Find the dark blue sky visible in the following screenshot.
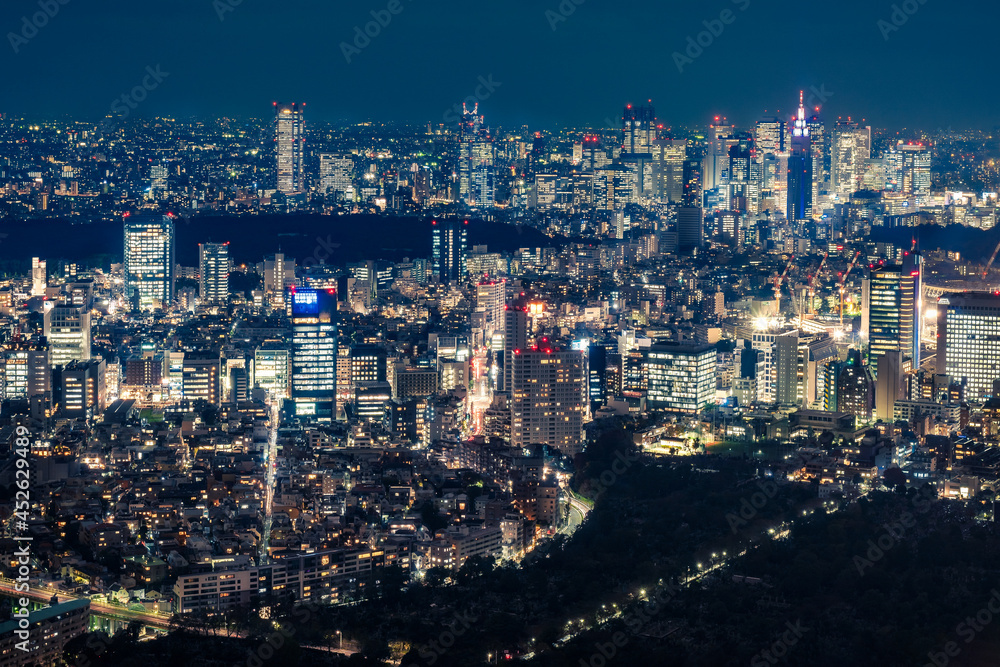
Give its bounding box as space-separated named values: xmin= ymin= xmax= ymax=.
xmin=1 ymin=0 xmax=991 ymax=130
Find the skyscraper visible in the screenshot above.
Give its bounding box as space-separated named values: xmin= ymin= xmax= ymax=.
xmin=937 ymin=292 xmax=1000 ymax=402
xmin=774 ymin=331 xmax=801 ymax=406
xmin=501 ymin=305 xmax=528 ymax=394
xmin=864 ymin=253 xmax=922 ymax=367
xmin=722 ymin=132 xmax=758 ymax=214
xmin=31 ymin=257 xmax=46 ymax=297
xmin=621 ymin=102 xmax=656 ymax=156
xmin=652 ymin=138 xmax=687 ymax=203
xmin=677 ymin=207 xmax=703 ymax=252
xmin=431 ymin=219 xmax=468 ymax=283
xmin=875 ymin=350 xmax=903 ymax=422
xmin=198 ymin=242 xmax=230 ymax=304
xmin=754 ymin=117 xmax=786 ymax=155
xmin=900 ymin=251 xmax=923 ymax=366
xmin=831 ymin=120 xmax=871 ymax=196
xmin=124 ymin=214 xmax=175 ymax=311
xmin=289 ymin=288 xmax=337 ymax=420
xmin=319 ymin=154 xmax=355 ymax=201
xmin=706 ymin=118 xmax=736 ymax=191
xmin=275 ymin=102 xmax=305 ymax=194
xmin=263 ymin=253 xmax=294 ymax=310
xmin=806 ymin=110 xmax=827 ymax=209
xmin=149 ymin=162 xmax=169 ymax=200
xmin=457 ymin=104 xmax=495 ymax=208
xmin=681 ymin=158 xmax=702 ymax=207
xmin=511 ymin=345 xmax=587 ymax=456
xmin=786 ymin=92 xmax=812 ymax=221
xmin=886 ymin=141 xmax=932 ymax=201
xmin=837 ymin=349 xmax=874 ymax=420
xmin=475 ymin=280 xmax=507 ymax=339
xmin=254 ymin=341 xmax=291 ymax=400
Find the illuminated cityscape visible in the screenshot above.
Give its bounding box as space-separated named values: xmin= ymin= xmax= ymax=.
xmin=2 ymin=1 xmax=1000 ymax=665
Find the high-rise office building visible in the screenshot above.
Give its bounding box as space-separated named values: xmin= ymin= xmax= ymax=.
xmin=43 ymin=306 xmax=90 ymax=368
xmin=706 ymin=119 xmax=736 ymax=191
xmin=289 ymin=288 xmax=337 ymax=420
xmin=774 ymin=331 xmax=801 ymax=406
xmin=755 ymin=117 xmax=787 ymax=210
xmin=831 ymin=120 xmax=871 ymax=196
xmin=716 ymin=211 xmax=741 ymax=245
xmin=787 ymin=92 xmax=813 ymax=221
xmin=837 ymin=349 xmax=874 ymax=420
xmin=652 ymin=138 xmax=687 ymax=203
xmin=875 ymin=350 xmax=904 ymax=422
xmin=588 ymin=342 xmax=609 ymax=410
xmin=254 ymin=341 xmax=291 ymax=400
xmin=581 ymin=135 xmax=609 ymax=172
xmin=864 ymin=253 xmax=922 ymax=367
xmin=31 ymin=257 xmax=46 ymax=297
xmin=755 ymin=117 xmax=786 ymax=155
xmin=677 ymin=207 xmax=703 ymax=252
xmin=643 ymin=343 xmax=715 ymax=413
xmin=457 ymin=104 xmax=495 ymax=208
xmin=621 ymin=102 xmax=656 ymax=198
xmin=431 ymin=219 xmax=468 ymax=283
xmin=124 ymin=214 xmax=175 ymax=310
xmin=475 ymin=280 xmax=507 ymax=338
xmin=681 ymin=158 xmax=702 ymax=207
xmin=263 ymin=253 xmax=295 ymax=310
xmin=722 ymin=132 xmax=758 ymax=214
xmin=0 ymin=339 xmax=50 ymax=402
xmin=501 ymin=305 xmax=528 ymax=393
xmin=900 ymin=252 xmax=923 ymax=365
xmin=319 ymin=153 xmax=355 ymax=201
xmin=511 ymin=345 xmax=587 ymax=456
xmin=412 ymin=165 xmax=431 ymax=206
xmin=937 ymin=292 xmax=1000 ymax=402
xmin=621 ymin=102 xmax=656 ymax=156
xmin=198 ymin=242 xmax=230 ymax=304
xmin=275 ymin=102 xmax=305 ymax=194
xmin=886 ymin=141 xmax=932 ymax=201
xmin=182 ymin=353 xmax=221 ymax=406
xmin=149 ymin=162 xmax=169 ymax=200
xmin=62 ymin=359 xmax=106 ymax=419
xmin=806 ymin=111 xmax=827 ymax=208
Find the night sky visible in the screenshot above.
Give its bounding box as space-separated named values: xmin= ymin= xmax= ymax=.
xmin=1 ymin=0 xmax=990 ymax=130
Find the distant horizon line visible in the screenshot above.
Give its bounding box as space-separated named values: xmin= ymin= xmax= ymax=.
xmin=0 ymin=113 xmax=980 ymax=135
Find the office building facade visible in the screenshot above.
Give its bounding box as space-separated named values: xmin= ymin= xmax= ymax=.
xmin=199 ymin=242 xmax=230 ymax=304
xmin=124 ymin=214 xmax=175 ymax=310
xmin=290 ymin=288 xmax=337 ymax=420
xmin=511 ymin=346 xmax=587 ymax=456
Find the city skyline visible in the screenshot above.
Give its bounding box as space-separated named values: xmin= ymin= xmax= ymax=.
xmin=5 ymin=2 xmax=1000 ymax=665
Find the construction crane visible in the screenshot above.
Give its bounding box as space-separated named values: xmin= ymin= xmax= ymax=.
xmin=807 ymin=251 xmax=829 ymax=315
xmin=838 ymin=251 xmax=862 ymax=327
xmin=773 ymin=255 xmax=795 ymax=316
xmin=982 ymin=238 xmax=1000 ymax=282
